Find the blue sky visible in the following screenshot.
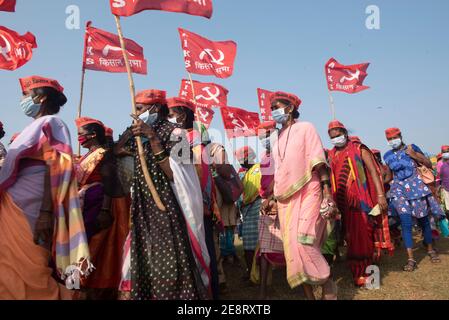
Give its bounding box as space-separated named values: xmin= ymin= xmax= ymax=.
xmin=1 ymin=0 xmax=448 ymax=159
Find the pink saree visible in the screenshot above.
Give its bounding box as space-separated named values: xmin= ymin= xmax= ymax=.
xmin=272 ymin=121 xmax=330 ymax=288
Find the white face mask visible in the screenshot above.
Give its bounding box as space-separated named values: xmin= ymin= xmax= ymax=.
xmin=442 ymin=153 xmax=449 ymax=160
xmin=388 ymin=138 xmax=402 ymax=150
xmin=168 ymin=117 xmax=178 ymax=124
xmin=331 ymin=135 xmax=347 ymax=148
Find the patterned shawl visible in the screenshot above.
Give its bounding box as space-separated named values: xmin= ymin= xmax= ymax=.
xmin=0 ymin=116 xmax=93 ymax=282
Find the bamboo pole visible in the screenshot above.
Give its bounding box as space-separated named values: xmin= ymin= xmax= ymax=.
xmin=114 ymin=15 xmax=166 ymax=211
xmin=77 ymin=68 xmax=86 ymax=156
xmin=328 ymin=90 xmax=336 ymax=120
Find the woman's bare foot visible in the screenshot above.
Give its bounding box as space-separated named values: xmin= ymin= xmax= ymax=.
xmin=321 ymin=279 xmax=338 ymax=300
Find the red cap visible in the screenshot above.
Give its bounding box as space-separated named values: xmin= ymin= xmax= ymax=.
xmin=235 ymin=146 xmax=256 ymax=162
xmin=328 ymin=120 xmax=346 ymax=131
xmin=442 ymin=146 xmax=449 ymax=153
xmin=256 ymin=121 xmax=276 ymax=136
xmin=385 ymin=127 xmax=401 ymax=139
xmin=166 ymin=97 xmax=196 ymax=112
xmin=135 ymin=89 xmax=167 ymax=105
xmin=19 ymin=75 xmax=64 ymax=93
xmin=75 ymin=117 xmax=104 ymax=129
xmin=270 ymin=91 xmax=302 ymax=109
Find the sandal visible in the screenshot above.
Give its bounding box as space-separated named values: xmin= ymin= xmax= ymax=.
xmin=403 ymin=259 xmax=417 ymax=272
xmin=428 ymin=250 xmax=441 ymax=264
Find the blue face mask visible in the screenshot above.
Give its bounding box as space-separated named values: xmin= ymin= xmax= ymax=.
xmin=272 ymin=108 xmax=289 ymax=124
xmin=20 ymin=96 xmax=41 ymax=118
xmin=388 ymin=138 xmax=402 ymax=150
xmin=139 ymin=110 xmax=158 ymax=126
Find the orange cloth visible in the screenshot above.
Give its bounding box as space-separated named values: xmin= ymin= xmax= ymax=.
xmin=167 ymin=97 xmax=196 ymax=111
xmin=75 ymin=117 xmax=104 ymax=129
xmin=385 ymin=127 xmax=401 ymax=139
xmin=328 ymin=120 xmax=345 ymax=131
xmin=19 ymin=75 xmax=64 ymax=93
xmin=0 ymin=192 xmax=73 ymax=300
xmin=135 ymin=89 xmax=166 ymax=105
xmin=83 ymin=197 xmax=130 ymax=289
xmin=269 ymin=91 xmax=301 ymax=109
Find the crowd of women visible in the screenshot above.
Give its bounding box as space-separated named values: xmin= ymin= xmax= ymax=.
xmin=0 ymin=75 xmax=448 ymax=300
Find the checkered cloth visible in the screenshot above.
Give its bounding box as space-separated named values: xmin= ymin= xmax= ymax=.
xmin=241 ymin=198 xmax=262 ymax=250
xmin=258 ymin=214 xmax=284 ymax=254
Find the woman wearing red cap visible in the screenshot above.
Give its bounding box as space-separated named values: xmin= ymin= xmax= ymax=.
xmin=270 ymin=91 xmax=337 ymax=300
xmin=383 ymin=128 xmax=443 ymax=271
xmin=167 ymin=97 xmax=221 ymax=299
xmin=0 ymin=76 xmax=92 ymax=299
xmin=75 ymin=117 xmax=130 ymax=300
xmin=327 ymin=120 xmax=393 ymax=287
xmin=115 ymin=89 xmax=208 ymax=300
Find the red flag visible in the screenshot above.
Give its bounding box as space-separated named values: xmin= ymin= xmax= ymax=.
xmin=220 ymin=106 xmax=260 ymax=139
xmin=179 ymin=28 xmax=237 ymax=79
xmin=110 ymin=0 xmax=212 ymax=18
xmin=195 ymin=105 xmax=214 ymax=129
xmin=0 ymin=26 xmax=37 ymax=71
xmin=325 ymin=58 xmax=370 ymax=94
xmin=257 ymin=88 xmax=274 ymax=122
xmin=0 ymin=0 xmax=16 ymax=12
xmin=179 ymin=79 xmax=228 ymax=108
xmin=83 ymin=22 xmax=147 ymax=75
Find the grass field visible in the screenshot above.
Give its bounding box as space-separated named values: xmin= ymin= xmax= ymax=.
xmin=220 ymin=235 xmax=449 ymax=300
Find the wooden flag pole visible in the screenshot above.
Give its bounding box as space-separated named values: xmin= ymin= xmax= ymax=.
xmin=188 ymin=72 xmax=203 ymax=133
xmin=77 ymin=67 xmax=86 ymax=156
xmin=114 ymin=15 xmax=166 ymax=211
xmin=328 ymin=90 xmax=336 ymax=120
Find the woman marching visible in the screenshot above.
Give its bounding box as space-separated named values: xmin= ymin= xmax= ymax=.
xmin=75 ymin=117 xmax=130 ymax=300
xmin=0 ymin=76 xmax=92 ymax=299
xmin=270 ymin=91 xmax=337 ymax=300
xmin=166 ymin=97 xmax=222 ymax=299
xmin=327 ymin=120 xmax=394 ymax=287
xmin=383 ymin=127 xmax=444 ymax=271
xmin=116 ymin=89 xmax=209 ymax=300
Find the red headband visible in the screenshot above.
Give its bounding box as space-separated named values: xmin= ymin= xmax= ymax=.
xmin=385 ymin=127 xmax=401 ymax=139
xmin=135 ymin=89 xmax=167 ymax=105
xmin=328 ymin=120 xmax=346 ymax=131
xmin=270 ymin=91 xmax=302 ymax=109
xmin=166 ymin=97 xmax=196 ymax=112
xmin=19 ymin=75 xmax=64 ymax=93
xmin=75 ymin=117 xmax=104 ymax=129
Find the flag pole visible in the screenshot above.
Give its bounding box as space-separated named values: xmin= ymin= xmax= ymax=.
xmin=328 ymin=90 xmax=336 ymax=120
xmin=113 ymin=15 xmax=166 ymax=212
xmin=188 ymin=72 xmax=203 ymax=133
xmin=77 ymin=23 xmax=90 ymax=156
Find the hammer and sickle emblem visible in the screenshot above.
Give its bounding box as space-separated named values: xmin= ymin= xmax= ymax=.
xmin=199 ymin=49 xmax=225 ymax=65
xmin=196 ymin=86 xmax=220 ymax=104
xmin=0 ymin=34 xmax=12 ymax=61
